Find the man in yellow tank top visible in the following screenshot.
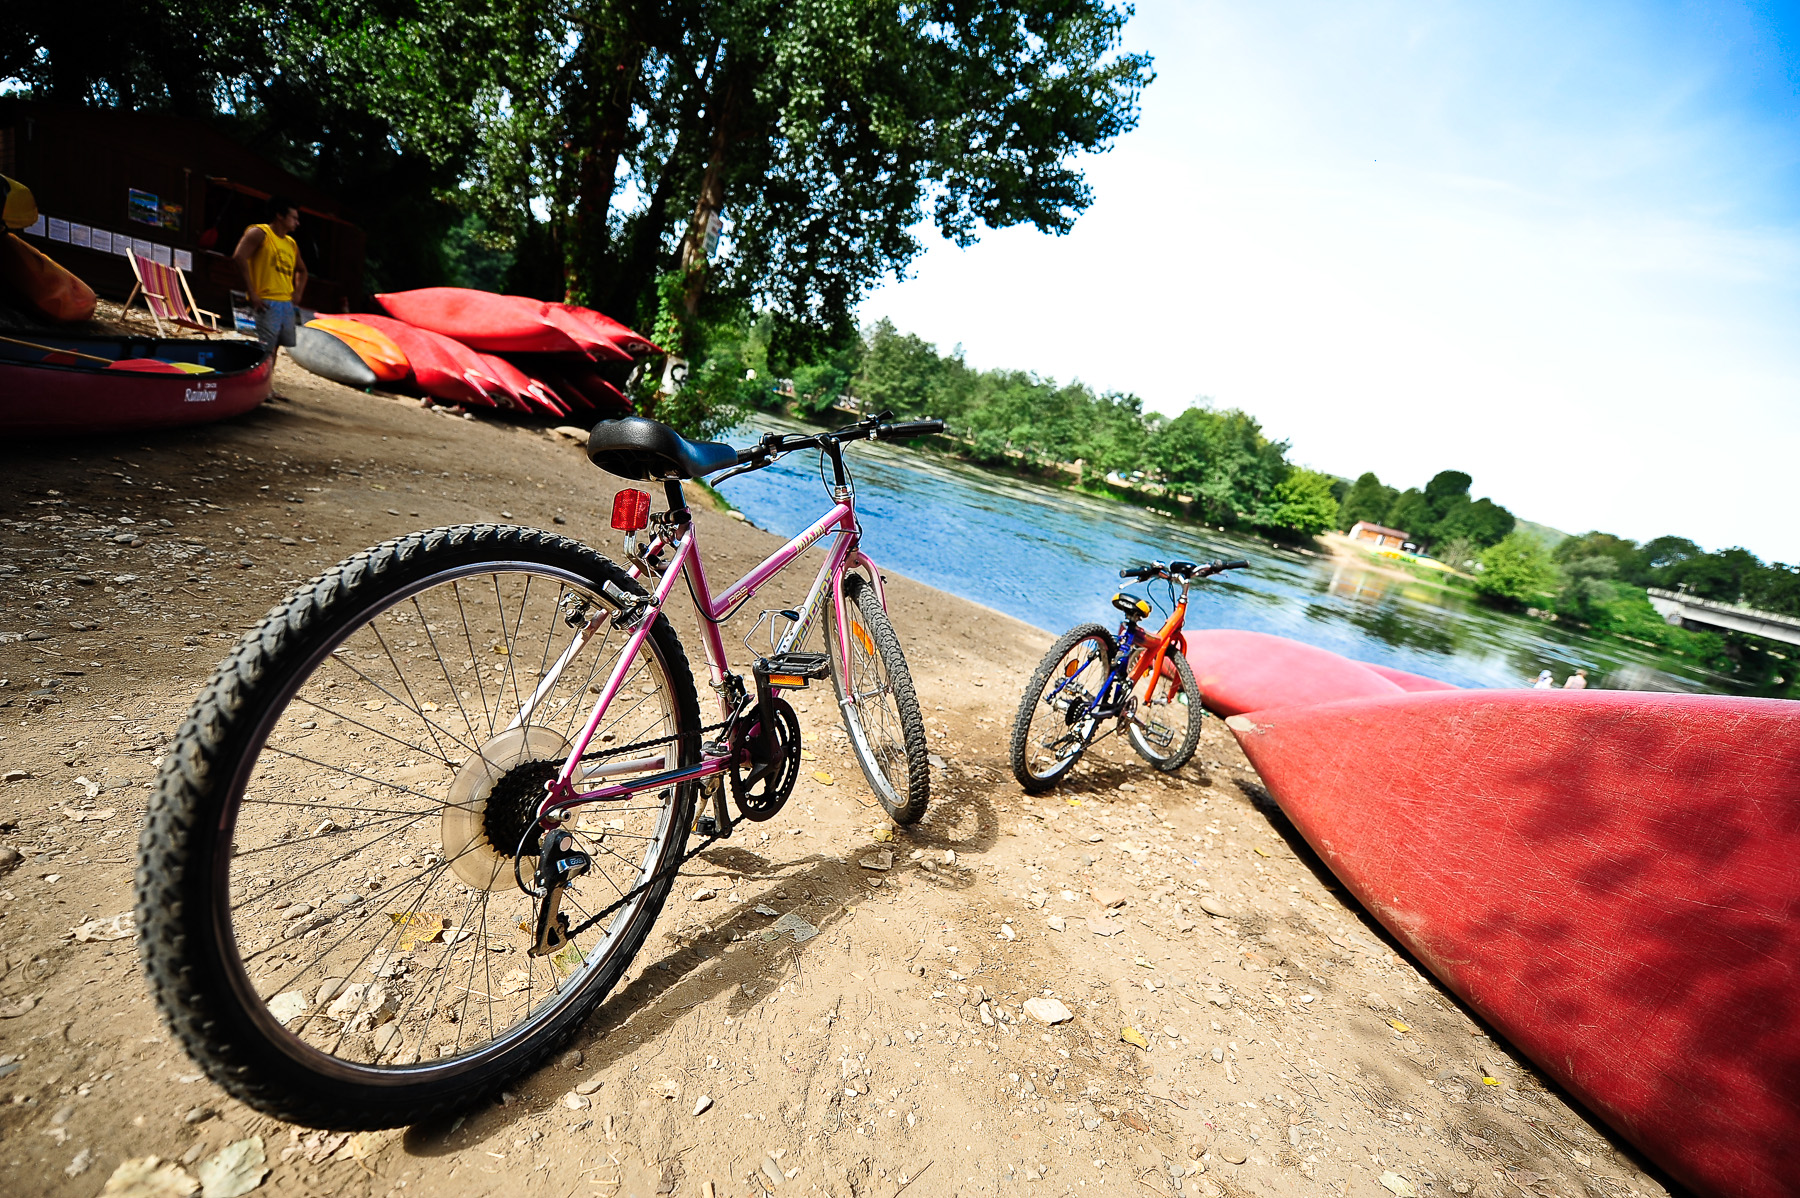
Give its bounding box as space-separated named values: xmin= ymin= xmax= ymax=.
xmin=231 ymin=195 xmax=309 ymax=356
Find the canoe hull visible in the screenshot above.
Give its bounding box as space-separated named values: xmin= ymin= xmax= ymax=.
xmin=0 ymin=337 xmax=272 ymax=435
xmin=1226 ymin=690 xmax=1800 ymax=1198
xmin=291 ymin=326 xmax=377 ymax=389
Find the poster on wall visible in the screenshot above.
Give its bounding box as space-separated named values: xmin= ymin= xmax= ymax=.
xmin=128 ymin=189 xmax=160 ymax=225
xmin=159 ymin=203 xmax=183 ymax=231
xmin=25 ymin=213 xmax=46 ymax=236
xmin=173 ymin=248 xmax=193 ymax=271
xmin=70 ymin=223 xmax=92 ymax=248
xmin=47 ymin=217 xmax=70 ymax=242
xmin=151 ymin=244 xmax=172 ymax=267
xmin=91 ymin=229 xmax=113 ymax=253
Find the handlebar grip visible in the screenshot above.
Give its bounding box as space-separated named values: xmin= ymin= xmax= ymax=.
xmin=877 ymin=419 xmax=946 ymax=440
xmin=1221 ymin=559 xmax=1250 ymax=570
xmin=1119 ymin=565 xmax=1158 ymax=580
xmin=735 ymin=445 xmax=762 ymax=465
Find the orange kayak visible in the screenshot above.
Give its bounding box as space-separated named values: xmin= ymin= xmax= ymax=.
xmin=0 ymin=232 xmax=96 ymax=323
xmin=307 ymin=317 xmax=409 ymax=383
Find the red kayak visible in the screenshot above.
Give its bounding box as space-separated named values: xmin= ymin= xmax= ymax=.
xmin=533 ymin=359 xmax=634 ymax=418
xmin=0 ymin=333 xmax=271 ymax=435
xmin=375 ymin=288 xmax=591 ymax=356
xmin=1226 ymin=690 xmax=1800 ymax=1198
xmin=1184 ymin=629 xmax=1409 ymax=715
xmin=341 ymin=314 xmax=502 ymax=408
xmin=473 ymin=353 xmax=568 ymax=417
xmin=547 ymin=302 xmax=659 ymax=358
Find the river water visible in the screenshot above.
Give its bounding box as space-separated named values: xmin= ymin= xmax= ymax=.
xmin=712 ymin=416 xmax=1732 ymax=694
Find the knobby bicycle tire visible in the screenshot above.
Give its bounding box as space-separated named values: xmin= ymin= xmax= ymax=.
xmin=135 ymin=524 xmax=701 ymax=1129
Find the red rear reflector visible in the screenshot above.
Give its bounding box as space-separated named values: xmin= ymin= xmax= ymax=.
xmin=611 ymin=489 xmax=651 ymax=532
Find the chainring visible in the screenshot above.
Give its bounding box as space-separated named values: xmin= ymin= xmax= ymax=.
xmin=728 ymin=697 xmax=801 ymax=822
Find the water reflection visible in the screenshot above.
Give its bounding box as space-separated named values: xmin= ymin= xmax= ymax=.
xmin=715 ymin=416 xmax=1737 ymax=695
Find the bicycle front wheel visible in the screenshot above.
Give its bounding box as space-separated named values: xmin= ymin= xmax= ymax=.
xmin=1126 ymin=646 xmax=1203 ymax=771
xmin=1010 ymin=623 xmax=1115 ymax=793
xmin=136 ymin=524 xmax=701 ymax=1129
xmin=828 ymin=574 xmax=930 ymax=824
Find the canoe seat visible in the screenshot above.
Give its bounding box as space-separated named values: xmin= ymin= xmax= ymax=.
xmin=587 ymin=416 xmax=737 ymax=481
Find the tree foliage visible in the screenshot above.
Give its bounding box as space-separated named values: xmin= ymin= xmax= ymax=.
xmin=1474 ymin=533 xmax=1559 ymax=606
xmin=5 ymin=0 xmax=1152 ymax=337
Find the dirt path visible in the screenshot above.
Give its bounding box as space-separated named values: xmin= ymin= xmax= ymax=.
xmin=0 ymin=362 xmax=1679 ymax=1198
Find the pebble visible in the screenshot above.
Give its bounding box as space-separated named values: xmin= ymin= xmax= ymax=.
xmin=1 ymin=769 xmax=29 ymax=783
xmin=692 ymin=886 xmax=717 ymax=901
xmin=562 ymin=1092 xmax=589 ymax=1110
xmin=183 ymin=1106 xmax=217 ymax=1124
xmin=280 ymin=903 xmax=314 ymax=921
xmin=1022 ymin=997 xmax=1073 ymax=1025
xmin=0 ymin=846 xmax=21 ymax=874
xmin=1198 ymin=895 xmax=1237 ymax=919
xmin=859 ymin=850 xmax=893 ymax=871
xmin=942 ymin=849 xmax=956 ymax=865
xmin=1085 ymin=914 xmax=1125 ymax=937
xmin=559 ymin=1049 xmax=584 ymax=1070
xmin=576 ymin=1077 xmax=604 ymax=1095
xmin=692 ymin=1094 xmax=713 ymax=1116
xmin=1217 ymin=1143 xmax=1249 ymax=1164
xmin=1092 ymin=887 xmax=1128 ymax=909
xmin=1046 ymin=915 xmax=1066 ymax=932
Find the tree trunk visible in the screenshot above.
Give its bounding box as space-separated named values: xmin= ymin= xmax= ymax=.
xmin=565 ymin=29 xmax=642 ymax=305
xmin=678 ymin=66 xmax=739 ymax=319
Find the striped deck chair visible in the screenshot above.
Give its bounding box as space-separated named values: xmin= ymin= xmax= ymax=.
xmin=124 ymin=250 xmax=221 ymax=335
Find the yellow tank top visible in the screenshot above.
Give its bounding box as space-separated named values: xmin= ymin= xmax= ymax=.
xmin=249 ymin=223 xmax=298 ymax=301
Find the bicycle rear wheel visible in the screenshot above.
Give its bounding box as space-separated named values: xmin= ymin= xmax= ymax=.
xmin=136 ymin=524 xmax=700 ymax=1129
xmin=1011 ymin=624 xmax=1115 ymax=792
xmin=828 ymin=574 xmax=930 ymax=824
xmin=1126 ymin=646 xmax=1203 ymax=771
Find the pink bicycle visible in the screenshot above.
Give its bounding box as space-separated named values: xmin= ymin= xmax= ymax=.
xmin=136 ymin=411 xmax=942 ymax=1128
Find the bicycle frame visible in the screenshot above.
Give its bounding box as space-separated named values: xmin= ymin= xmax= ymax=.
xmin=525 ymin=485 xmax=886 ymax=828
xmin=1124 ymin=590 xmax=1190 ymax=699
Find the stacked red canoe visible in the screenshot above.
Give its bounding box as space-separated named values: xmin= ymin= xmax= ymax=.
xmin=293 ymin=287 xmax=654 ymax=418
xmin=1180 ymin=630 xmax=1800 ymax=1196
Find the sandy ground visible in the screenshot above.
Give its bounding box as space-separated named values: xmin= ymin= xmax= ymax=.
xmin=0 ymin=361 xmax=1683 ymax=1198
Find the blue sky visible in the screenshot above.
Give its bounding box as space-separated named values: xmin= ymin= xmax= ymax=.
xmin=862 ymin=0 xmax=1800 ymax=560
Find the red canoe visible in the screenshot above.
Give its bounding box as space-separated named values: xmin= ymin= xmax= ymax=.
xmin=1184 ymin=629 xmax=1407 ymax=715
xmin=1363 ymin=662 xmax=1458 ymax=692
xmin=340 ymin=314 xmax=502 ymax=408
xmin=375 ymin=288 xmax=590 ymax=356
xmin=1226 ymin=690 xmax=1800 ymax=1198
xmin=533 ymin=359 xmax=634 ymax=418
xmin=0 ymin=333 xmax=271 ymax=435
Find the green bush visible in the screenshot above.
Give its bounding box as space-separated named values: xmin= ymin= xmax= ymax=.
xmin=1475 ymin=534 xmax=1559 ymax=606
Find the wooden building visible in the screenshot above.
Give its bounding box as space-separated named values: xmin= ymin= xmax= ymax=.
xmin=1347 ymin=521 xmax=1415 ymax=551
xmin=0 ymin=99 xmax=364 ymax=315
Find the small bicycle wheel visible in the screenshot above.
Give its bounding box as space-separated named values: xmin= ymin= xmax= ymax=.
xmin=1126 ymin=646 xmax=1203 ymax=771
xmin=1011 ymin=624 xmax=1115 ymax=792
xmin=828 ymin=574 xmax=930 ymax=824
xmin=136 ymin=524 xmax=701 ymax=1129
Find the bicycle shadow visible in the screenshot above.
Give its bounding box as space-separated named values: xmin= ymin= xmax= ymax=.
xmin=400 ymin=817 xmax=988 ymax=1155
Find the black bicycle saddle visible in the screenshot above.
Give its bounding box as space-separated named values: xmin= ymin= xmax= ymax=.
xmin=586 ymin=416 xmax=737 ymax=481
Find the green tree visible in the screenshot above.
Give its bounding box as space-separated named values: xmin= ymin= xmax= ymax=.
xmin=1435 ymin=496 xmax=1515 ymax=548
xmin=1384 ymin=489 xmax=1431 ymax=542
xmin=1475 ymin=533 xmax=1559 ymax=607
xmin=1260 ymin=469 xmax=1340 ymax=537
xmin=1338 ymin=472 xmax=1399 ymax=530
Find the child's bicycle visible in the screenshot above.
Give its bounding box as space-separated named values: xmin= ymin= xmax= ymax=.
xmin=135 ymin=410 xmax=942 ymax=1129
xmin=1009 ymin=557 xmax=1249 ymax=792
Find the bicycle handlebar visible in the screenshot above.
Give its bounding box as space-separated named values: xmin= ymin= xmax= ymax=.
xmin=729 ymin=412 xmax=945 ymax=468
xmin=1118 ymin=558 xmax=1251 ymax=582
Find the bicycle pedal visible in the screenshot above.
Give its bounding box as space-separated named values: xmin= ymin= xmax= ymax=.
xmin=755 ymin=652 xmax=830 ymax=688
xmin=695 ymin=814 xmax=720 ymax=837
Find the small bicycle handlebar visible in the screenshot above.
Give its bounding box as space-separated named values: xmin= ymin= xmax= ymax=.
xmin=1119 ymin=558 xmax=1251 ymax=582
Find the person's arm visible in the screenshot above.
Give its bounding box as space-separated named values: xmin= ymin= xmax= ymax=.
xmin=292 ymin=247 xmax=308 ymax=305
xmin=231 ymin=226 xmax=266 ymax=310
